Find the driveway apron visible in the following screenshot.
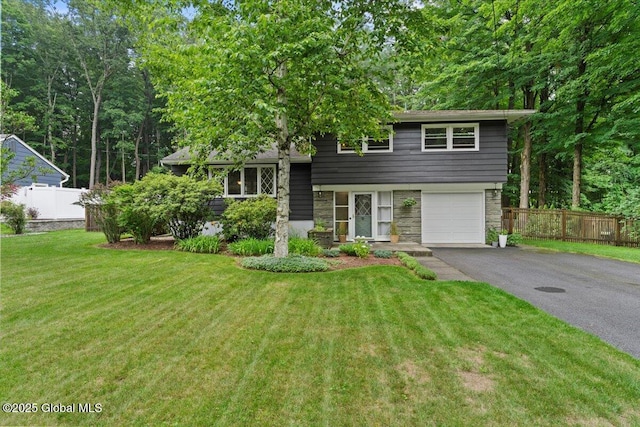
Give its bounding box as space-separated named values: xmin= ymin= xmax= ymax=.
xmin=431 ymin=247 xmax=640 ymax=359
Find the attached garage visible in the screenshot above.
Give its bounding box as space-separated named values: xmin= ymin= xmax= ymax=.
xmin=421 ymin=192 xmax=485 ymax=244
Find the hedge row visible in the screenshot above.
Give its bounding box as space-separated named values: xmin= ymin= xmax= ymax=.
xmin=396 ymin=251 xmax=438 ymax=281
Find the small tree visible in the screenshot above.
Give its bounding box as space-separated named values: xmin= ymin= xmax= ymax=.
xmin=0 ymin=201 xmax=27 ymax=234
xmin=77 ymin=182 xmax=123 ymax=243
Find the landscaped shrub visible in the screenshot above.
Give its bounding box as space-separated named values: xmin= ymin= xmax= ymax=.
xmin=0 ymin=201 xmax=26 ymax=234
xmin=289 ymin=237 xmax=322 ymax=256
xmin=112 ymin=184 xmax=159 ymax=244
xmin=228 ymin=238 xmax=275 ymax=256
xmin=78 ymin=183 xmax=122 ymax=243
xmin=339 ymin=243 xmax=358 ymax=256
xmin=134 ymin=173 xmax=221 ymax=240
xmin=241 ymin=255 xmax=329 ymax=272
xmin=507 ymin=232 xmax=523 ymax=247
xmin=353 ymin=242 xmax=370 ymax=258
xmin=373 ymin=249 xmax=393 ymax=259
xmin=322 ymin=248 xmax=341 ymax=257
xmin=220 ymin=195 xmax=277 ymax=240
xmin=175 ymin=235 xmax=222 ymax=254
xmin=397 ymin=251 xmax=437 ymax=281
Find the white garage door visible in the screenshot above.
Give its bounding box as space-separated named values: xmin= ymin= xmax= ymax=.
xmin=422 ymin=192 xmax=484 ymax=244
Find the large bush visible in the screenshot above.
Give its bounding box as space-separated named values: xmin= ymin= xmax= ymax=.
xmin=112 ymin=183 xmax=159 ymax=244
xmin=78 ymin=183 xmax=123 ymax=243
xmin=220 ymin=195 xmax=277 ymax=240
xmin=130 ymin=173 xmax=222 ymax=240
xmin=0 ymin=201 xmax=26 ymax=234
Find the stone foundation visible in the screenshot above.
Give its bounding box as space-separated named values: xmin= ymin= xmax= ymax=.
xmin=25 ymin=219 xmax=85 ymax=233
xmin=485 ymin=189 xmax=502 ymax=237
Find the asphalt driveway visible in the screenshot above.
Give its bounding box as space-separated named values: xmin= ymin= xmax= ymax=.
xmin=431 ymin=246 xmax=640 ymax=359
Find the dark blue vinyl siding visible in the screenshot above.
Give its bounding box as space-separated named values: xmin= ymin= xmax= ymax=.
xmin=311 ymin=121 xmax=508 ymax=185
xmin=3 ymin=136 xmax=66 ymax=186
xmin=206 ymin=163 xmax=313 ymax=221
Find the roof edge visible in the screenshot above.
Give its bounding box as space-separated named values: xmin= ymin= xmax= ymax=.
xmin=392 ymin=110 xmax=537 ymax=124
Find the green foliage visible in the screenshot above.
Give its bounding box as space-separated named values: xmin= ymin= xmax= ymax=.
xmin=397 ymin=252 xmax=437 ymax=281
xmin=339 ymin=243 xmax=358 ymax=256
xmin=241 ymin=255 xmax=329 ymax=273
xmin=322 ymin=249 xmax=341 ymax=258
xmin=220 ymin=195 xmax=277 ymax=240
xmin=507 ymin=233 xmax=523 ymax=247
xmin=288 ymin=237 xmax=322 ymax=257
xmin=486 ymin=227 xmax=499 ymax=245
xmin=402 ymin=197 xmax=417 ymax=208
xmin=132 ymin=172 xmax=221 ymax=240
xmin=112 ymin=183 xmax=158 ymax=244
xmin=373 ymin=249 xmax=393 ymax=259
xmin=175 ymin=235 xmax=222 ymax=254
xmin=0 ymin=201 xmax=26 ymax=234
xmin=78 ymin=183 xmax=123 ymax=244
xmin=228 ymin=238 xmax=275 ymax=256
xmin=353 ymin=243 xmax=370 ymax=259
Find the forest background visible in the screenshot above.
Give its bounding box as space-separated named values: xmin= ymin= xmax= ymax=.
xmin=1 ymin=0 xmax=638 ymax=218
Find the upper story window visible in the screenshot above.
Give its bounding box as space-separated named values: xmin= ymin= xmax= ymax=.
xmin=338 ymin=126 xmax=393 ymax=153
xmin=210 ymin=166 xmax=276 ymax=197
xmin=422 ymin=123 xmax=479 ymax=152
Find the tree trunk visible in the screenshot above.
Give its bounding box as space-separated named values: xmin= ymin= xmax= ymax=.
xmin=89 ymin=92 xmax=102 ymax=188
xmin=273 ymin=61 xmax=290 ymax=258
xmin=134 ymin=122 xmax=144 ymax=180
xmin=572 ymin=141 xmax=582 ymax=208
xmin=105 ymin=137 xmax=110 ymax=185
xmin=122 ymin=147 xmax=126 ymax=183
xmin=538 ymin=153 xmax=547 ymax=207
xmin=519 ymin=120 xmax=532 ymax=208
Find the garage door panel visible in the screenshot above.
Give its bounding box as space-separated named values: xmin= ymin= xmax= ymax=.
xmin=422 ymin=193 xmax=484 ymax=244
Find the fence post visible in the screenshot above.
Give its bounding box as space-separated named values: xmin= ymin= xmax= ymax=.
xmin=561 ymin=209 xmax=567 ymax=241
xmin=615 ymin=217 xmax=622 ymax=247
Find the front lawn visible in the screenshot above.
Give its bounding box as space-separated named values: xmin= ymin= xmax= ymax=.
xmin=1 ymin=230 xmax=639 ymax=426
xmin=522 ymin=238 xmax=640 ymax=264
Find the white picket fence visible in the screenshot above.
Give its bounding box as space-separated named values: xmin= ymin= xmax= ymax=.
xmin=11 ymin=184 xmax=87 ymax=220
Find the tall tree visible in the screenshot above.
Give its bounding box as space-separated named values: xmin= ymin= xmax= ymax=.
xmin=121 ymin=0 xmax=417 ymax=257
xmin=66 ymin=0 xmax=131 ymax=188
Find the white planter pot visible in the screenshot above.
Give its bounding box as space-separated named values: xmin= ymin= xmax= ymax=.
xmin=498 ymin=234 xmax=508 ymax=248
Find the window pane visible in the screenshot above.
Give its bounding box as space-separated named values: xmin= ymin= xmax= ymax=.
xmin=378 ymin=222 xmax=391 ymax=236
xmin=244 ymin=168 xmax=258 ymax=195
xmin=378 ymin=191 xmax=392 ymax=206
xmin=228 ymin=170 xmax=241 ymax=195
xmin=452 ymin=126 xmax=476 ymax=149
xmin=378 ymin=206 xmax=391 ymax=221
xmin=260 ymin=167 xmax=275 ymax=195
xmin=335 ymin=206 xmax=349 ymax=221
xmin=335 ymin=192 xmax=349 ymax=206
xmin=366 ymin=137 xmax=390 ymax=151
xmin=424 ymin=127 xmax=447 ymax=149
xmin=339 ymin=142 xmax=355 ymax=152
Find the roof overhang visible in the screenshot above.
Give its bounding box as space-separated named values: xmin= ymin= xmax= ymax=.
xmin=161 ymin=145 xmax=312 ymax=166
xmin=393 ymin=110 xmax=537 ymax=124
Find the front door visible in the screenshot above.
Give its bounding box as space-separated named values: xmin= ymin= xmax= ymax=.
xmin=354 ymin=193 xmax=373 ymax=238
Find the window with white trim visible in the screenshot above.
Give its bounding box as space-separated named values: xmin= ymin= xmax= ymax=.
xmin=211 ymin=166 xmax=276 ymax=197
xmin=337 ymin=126 xmax=393 ymax=153
xmin=422 ymin=123 xmax=479 ymax=151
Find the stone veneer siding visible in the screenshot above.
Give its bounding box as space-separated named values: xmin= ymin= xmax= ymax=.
xmin=485 ymin=189 xmax=502 ymax=237
xmin=312 ymin=191 xmax=334 ymax=231
xmin=393 ymin=190 xmax=421 ymax=243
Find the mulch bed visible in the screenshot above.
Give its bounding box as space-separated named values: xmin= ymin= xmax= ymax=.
xmin=99 ymin=236 xmax=403 ymax=270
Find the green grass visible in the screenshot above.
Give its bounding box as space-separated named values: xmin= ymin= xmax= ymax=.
xmin=1 ymin=230 xmax=639 ymax=426
xmin=522 ymin=238 xmax=640 ymax=264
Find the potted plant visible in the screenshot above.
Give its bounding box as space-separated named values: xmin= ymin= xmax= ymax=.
xmin=390 ymin=221 xmax=400 ymax=244
xmin=402 ymin=197 xmax=417 ymax=208
xmin=337 ymin=221 xmax=348 ymax=243
xmin=307 ymin=220 xmax=334 ymax=249
xmin=486 ymin=227 xmax=499 ymax=247
xmin=498 ymin=230 xmax=508 ymax=248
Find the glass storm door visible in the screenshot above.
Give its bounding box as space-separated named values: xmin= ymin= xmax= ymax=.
xmin=354 ymin=193 xmax=373 ymax=238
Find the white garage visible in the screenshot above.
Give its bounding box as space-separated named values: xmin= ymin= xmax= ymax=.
xmin=421 ymin=192 xmax=484 ymax=244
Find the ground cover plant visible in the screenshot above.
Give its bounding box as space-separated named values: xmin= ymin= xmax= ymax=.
xmin=397 ymin=251 xmax=438 ymax=280
xmin=1 ymin=230 xmax=639 ymax=426
xmin=522 ymin=239 xmax=640 ymax=264
xmin=175 ymin=235 xmax=222 ymax=254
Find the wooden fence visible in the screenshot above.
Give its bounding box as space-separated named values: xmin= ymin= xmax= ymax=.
xmin=502 ymin=208 xmax=640 ymax=247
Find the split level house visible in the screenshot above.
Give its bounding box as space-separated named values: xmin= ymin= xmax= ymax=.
xmin=162 ymin=110 xmax=535 ymax=245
